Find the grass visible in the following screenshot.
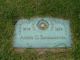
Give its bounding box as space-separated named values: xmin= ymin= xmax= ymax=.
xmin=0 ymin=0 xmax=80 ymax=60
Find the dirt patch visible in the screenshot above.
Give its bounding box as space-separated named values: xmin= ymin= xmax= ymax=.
xmin=14 ymin=48 xmax=26 ymax=53
xmin=14 ymin=48 xmax=72 ymax=54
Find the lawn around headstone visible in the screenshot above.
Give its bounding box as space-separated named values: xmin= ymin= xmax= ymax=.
xmin=0 ymin=0 xmax=80 ymax=60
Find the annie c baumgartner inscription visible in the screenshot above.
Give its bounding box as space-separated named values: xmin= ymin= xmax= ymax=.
xmin=13 ymin=17 xmax=72 ymax=48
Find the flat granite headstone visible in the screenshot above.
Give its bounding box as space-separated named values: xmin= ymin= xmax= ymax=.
xmin=13 ymin=17 xmax=72 ymax=48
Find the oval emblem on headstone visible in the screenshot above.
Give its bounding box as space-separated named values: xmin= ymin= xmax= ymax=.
xmin=37 ymin=19 xmax=49 ymax=30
